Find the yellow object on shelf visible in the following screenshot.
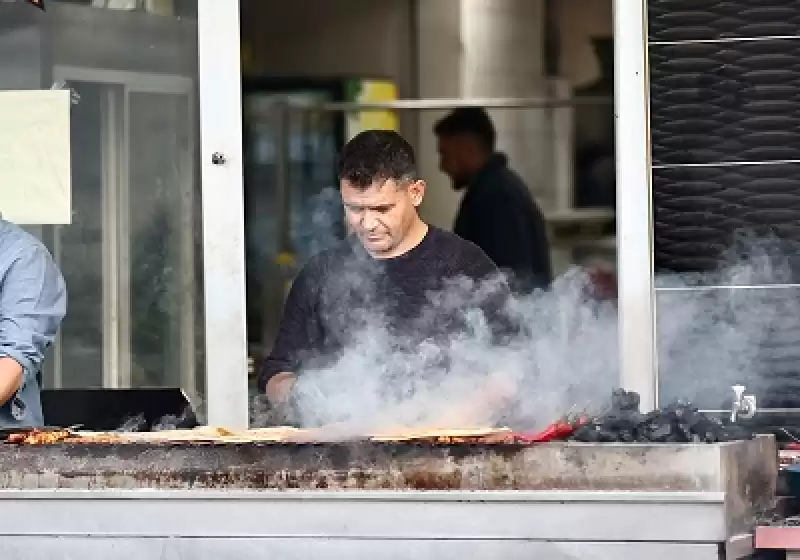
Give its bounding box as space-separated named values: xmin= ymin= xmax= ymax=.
xmin=275 ymin=252 xmax=296 ymax=267
xmin=345 ymin=79 xmax=399 ymax=140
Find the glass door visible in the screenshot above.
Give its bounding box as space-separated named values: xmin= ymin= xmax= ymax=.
xmin=41 ymin=80 xmax=118 ymax=389
xmin=47 ymin=68 xmax=198 ymax=397
xmin=128 ymin=90 xmax=197 ymax=393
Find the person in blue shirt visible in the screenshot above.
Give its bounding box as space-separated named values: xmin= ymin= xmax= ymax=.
xmin=0 ymin=217 xmax=66 ymax=427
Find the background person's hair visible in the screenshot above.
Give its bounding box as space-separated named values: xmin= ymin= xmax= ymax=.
xmin=337 ymin=130 xmax=417 ymax=188
xmin=433 ymin=107 xmax=496 ymax=152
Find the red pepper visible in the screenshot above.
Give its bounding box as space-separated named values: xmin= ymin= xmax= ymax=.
xmin=514 ymin=417 xmax=588 ymax=444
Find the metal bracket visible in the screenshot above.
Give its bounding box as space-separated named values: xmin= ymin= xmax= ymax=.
xmin=731 ymin=385 xmax=757 ymax=422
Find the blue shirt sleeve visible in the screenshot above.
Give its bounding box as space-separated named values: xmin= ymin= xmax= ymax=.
xmin=0 ymin=244 xmax=67 ymax=383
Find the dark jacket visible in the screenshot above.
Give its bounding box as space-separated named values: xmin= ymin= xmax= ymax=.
xmin=453 ymin=153 xmax=552 ymax=291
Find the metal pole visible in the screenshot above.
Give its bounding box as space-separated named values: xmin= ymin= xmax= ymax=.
xmin=248 ymin=96 xmax=612 ymax=114
xmin=614 ymin=0 xmax=657 ymax=411
xmin=198 ymin=0 xmax=249 ymax=429
xmin=101 ymin=88 xmax=121 ymax=389
xmin=275 ymin=103 xmax=292 ymax=256
xmin=51 ymin=226 xmax=63 ymax=389
xmin=551 ymin=80 xmax=575 ymax=213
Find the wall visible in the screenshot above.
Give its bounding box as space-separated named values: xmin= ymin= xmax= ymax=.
xmin=463 ymin=0 xmax=548 ymax=213
xmin=555 ymin=0 xmax=612 ymax=88
xmin=240 ymin=0 xmax=415 ymax=98
xmin=417 ymin=0 xmax=547 ymax=229
xmin=415 ymin=0 xmax=463 ymax=228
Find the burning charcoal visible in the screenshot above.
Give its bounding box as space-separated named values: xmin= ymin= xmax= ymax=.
xmin=640 ymin=410 xmax=675 ymax=442
xmin=153 ymin=407 xmax=198 ymax=431
xmin=174 ymin=406 xmax=198 ymax=429
xmin=573 ymin=420 xmax=623 ymax=442
xmin=713 ymin=423 xmax=755 ymax=442
xmin=645 ymin=420 xmax=673 ymax=442
xmin=571 ymin=390 xmax=755 ymax=444
xmin=573 ymin=423 xmax=606 ymax=442
xmin=604 ymin=413 xmax=640 ymax=437
xmin=116 ymin=413 xmax=147 ymax=432
xmin=153 ymin=414 xmax=179 ymax=432
xmin=684 ymin=411 xmax=722 ymax=443
xmin=610 ymin=389 xmax=640 ymax=413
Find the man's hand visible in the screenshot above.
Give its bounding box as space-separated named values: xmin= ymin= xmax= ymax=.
xmin=265 ymin=372 xmax=296 ymax=406
xmin=482 ymin=371 xmax=517 ymax=408
xmin=0 ymin=357 xmax=24 ymax=407
xmin=429 ymin=372 xmax=517 ymax=427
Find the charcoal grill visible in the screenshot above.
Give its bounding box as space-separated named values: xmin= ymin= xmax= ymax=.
xmin=0 ymin=435 xmax=777 ymax=560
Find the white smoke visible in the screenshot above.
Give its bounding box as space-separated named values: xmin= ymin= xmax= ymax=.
xmin=656 ymin=236 xmax=800 ymax=411
xmin=256 ymin=190 xmax=799 ymax=433
xmin=285 ymin=267 xmax=619 ymax=433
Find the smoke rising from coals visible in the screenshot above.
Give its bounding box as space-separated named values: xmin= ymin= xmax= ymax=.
xmin=278 ymin=266 xmax=618 ymax=433
xmin=250 ymin=223 xmax=800 ymax=433
xmin=657 ymin=236 xmax=800 ymax=410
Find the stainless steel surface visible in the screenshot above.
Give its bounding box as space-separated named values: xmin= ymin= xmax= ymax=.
xmin=0 ymin=537 xmax=723 ymax=560
xmin=0 ymin=437 xmax=774 ymax=494
xmin=726 ymin=533 xmax=755 ymax=560
xmin=0 ymin=489 xmax=745 ymax=560
xmin=0 ymin=437 xmax=777 ymax=537
xmin=656 ymin=284 xmax=800 ymax=292
xmin=197 ymin=0 xmax=248 ymax=428
xmin=614 ymin=0 xmax=657 ymax=412
xmin=0 ymin=489 xmax=727 ymax=541
xmin=253 ymin=95 xmax=613 ymax=113
xmin=0 ymin=437 xmax=773 ymax=559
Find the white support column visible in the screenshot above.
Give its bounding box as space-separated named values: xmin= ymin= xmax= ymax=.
xmin=614 ymin=0 xmax=657 ymax=411
xmin=198 ymin=0 xmax=249 ymax=429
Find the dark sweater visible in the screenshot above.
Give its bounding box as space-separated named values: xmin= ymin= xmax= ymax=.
xmin=259 ymin=226 xmax=511 ymax=391
xmin=454 ymin=153 xmax=553 ymax=291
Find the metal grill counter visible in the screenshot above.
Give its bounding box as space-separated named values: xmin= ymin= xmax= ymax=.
xmin=0 ymin=434 xmax=777 ymax=560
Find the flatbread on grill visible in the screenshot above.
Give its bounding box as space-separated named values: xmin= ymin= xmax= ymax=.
xmin=368 ymin=426 xmax=512 ymax=442
xmin=34 ymin=425 xmax=512 ymax=445
xmin=71 ymin=426 xmax=305 ymax=444
xmin=69 ymin=427 xmax=234 ymax=443
xmin=213 ymin=427 xmax=305 ymax=443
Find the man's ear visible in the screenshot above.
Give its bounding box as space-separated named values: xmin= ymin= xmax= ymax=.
xmin=409 ymin=180 xmax=426 ymax=207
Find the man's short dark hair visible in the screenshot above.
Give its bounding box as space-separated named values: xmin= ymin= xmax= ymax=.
xmin=433 ymin=107 xmax=496 ymax=151
xmin=337 ymin=130 xmax=417 ymax=188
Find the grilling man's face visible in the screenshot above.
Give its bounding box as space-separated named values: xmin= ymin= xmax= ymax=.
xmin=341 ymin=178 xmax=425 ymax=258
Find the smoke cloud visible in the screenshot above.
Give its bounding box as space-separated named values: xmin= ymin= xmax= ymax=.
xmin=277 ymin=265 xmax=618 ymax=434
xmin=250 ymin=188 xmax=799 ymax=434
xmin=656 ymin=235 xmax=800 ymax=411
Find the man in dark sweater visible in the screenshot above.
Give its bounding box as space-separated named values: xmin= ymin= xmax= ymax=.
xmin=259 ymin=130 xmax=514 ymax=425
xmin=434 ymin=108 xmax=553 ymax=291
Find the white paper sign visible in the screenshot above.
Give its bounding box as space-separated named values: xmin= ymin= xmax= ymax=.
xmin=0 ymin=89 xmax=72 ymax=225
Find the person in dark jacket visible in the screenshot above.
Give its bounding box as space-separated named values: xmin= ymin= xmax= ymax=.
xmin=434 ymin=107 xmax=553 ymax=291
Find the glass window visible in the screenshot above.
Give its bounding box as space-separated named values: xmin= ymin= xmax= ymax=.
xmin=0 ymin=2 xmax=204 ymax=402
